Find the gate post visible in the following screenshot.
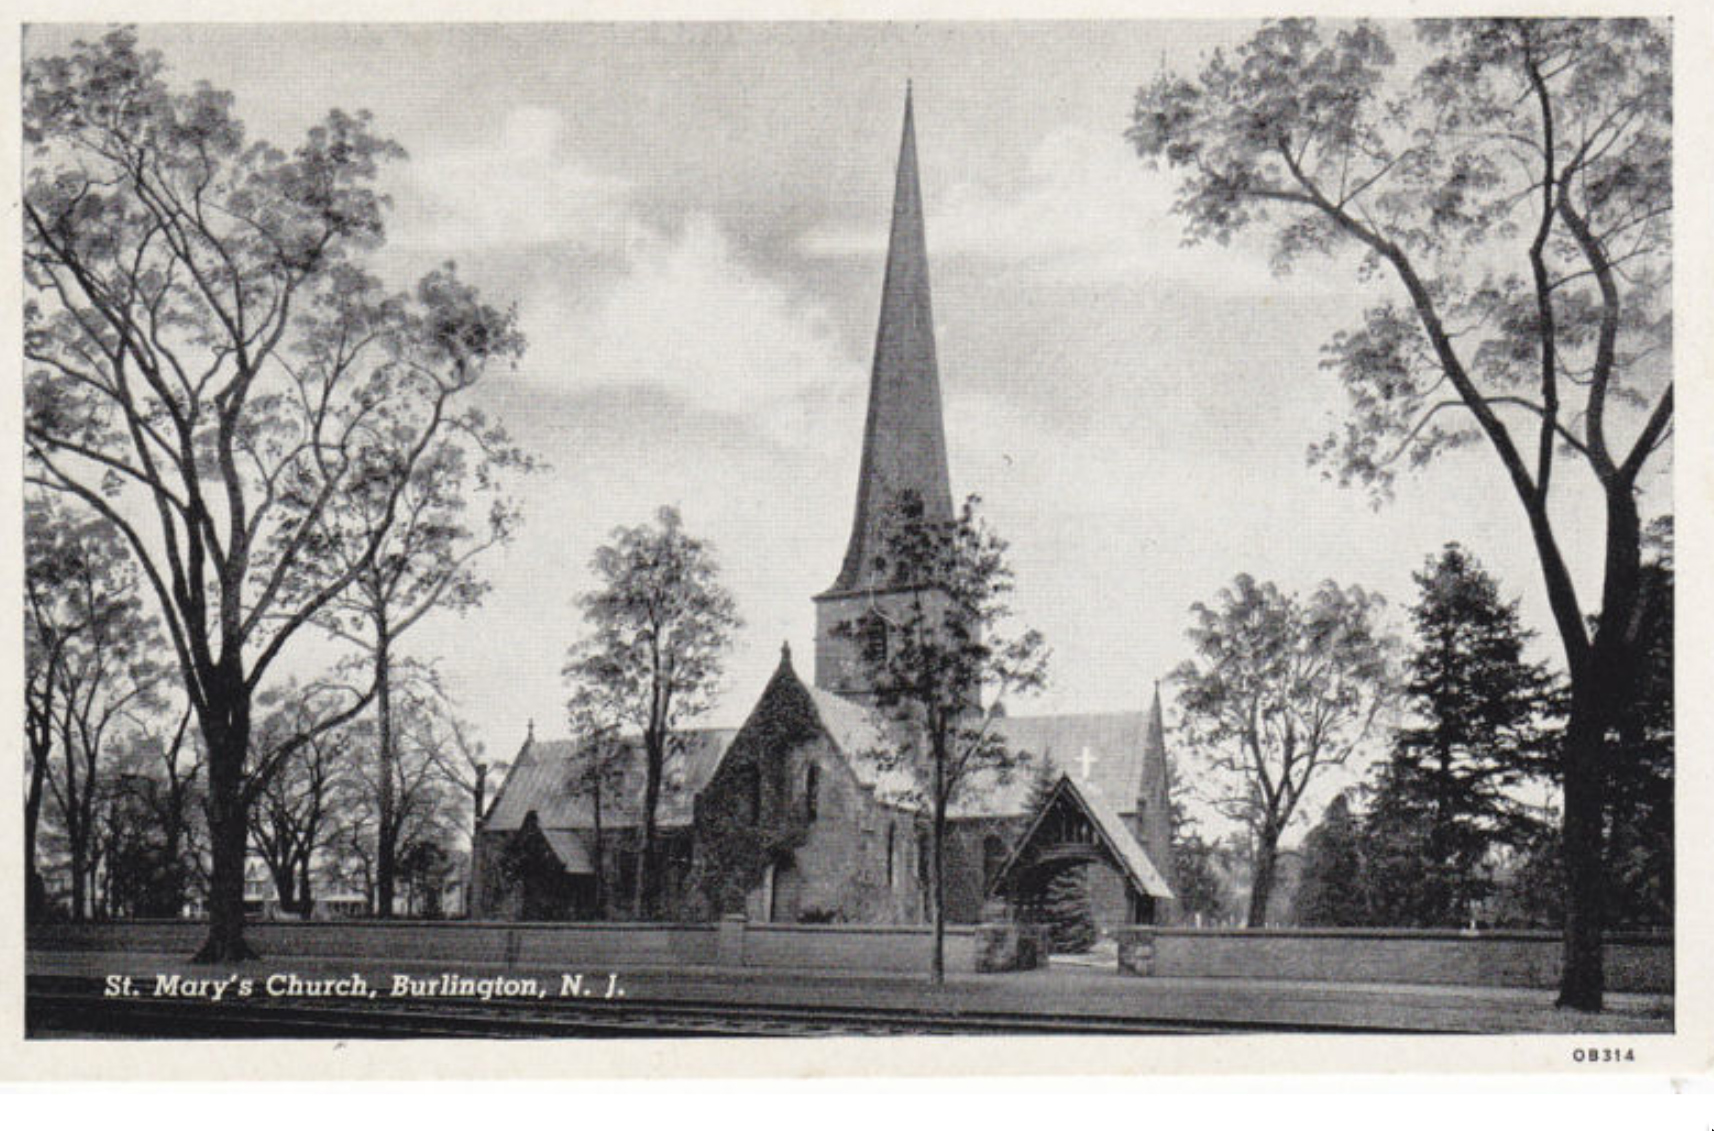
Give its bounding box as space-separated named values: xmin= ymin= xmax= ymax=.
xmin=1116 ymin=926 xmax=1157 ymax=976
xmin=717 ymin=913 xmax=747 ymax=967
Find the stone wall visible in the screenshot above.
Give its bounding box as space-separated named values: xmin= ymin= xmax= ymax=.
xmin=1136 ymin=928 xmax=1673 ymax=993
xmin=28 ymin=920 xmax=974 ymax=974
xmin=29 ymin=922 xmax=1671 ymax=991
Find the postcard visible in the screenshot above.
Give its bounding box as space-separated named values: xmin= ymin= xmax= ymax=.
xmin=5 ymin=0 xmax=1709 ymax=1082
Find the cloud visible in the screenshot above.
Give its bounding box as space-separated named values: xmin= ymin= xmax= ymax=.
xmin=386 ymin=105 xmax=633 ymax=253
xmin=512 ymin=212 xmax=868 ymax=450
xmin=800 ymin=125 xmax=1343 ymax=290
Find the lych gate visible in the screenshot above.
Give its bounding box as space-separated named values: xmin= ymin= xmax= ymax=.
xmin=987 ymin=774 xmax=1174 ymax=928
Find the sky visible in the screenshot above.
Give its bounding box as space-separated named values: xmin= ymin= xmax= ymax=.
xmin=24 ymin=22 xmax=1670 ymax=832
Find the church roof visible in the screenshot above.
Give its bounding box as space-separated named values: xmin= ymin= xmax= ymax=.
xmin=951 ymin=710 xmax=1160 ymax=819
xmin=792 ymin=682 xmax=1163 ymax=822
xmin=802 ymin=683 xmax=919 ymax=806
xmin=825 ymin=85 xmax=955 ymax=596
xmin=539 ymin=828 xmax=594 ymax=874
xmin=483 ymin=727 xmax=739 ymax=833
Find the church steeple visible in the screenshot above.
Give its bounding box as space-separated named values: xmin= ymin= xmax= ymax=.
xmin=813 ymin=87 xmax=956 ymax=700
xmin=826 ymin=84 xmax=954 ymax=596
xmin=1136 ymin=683 xmax=1176 ymax=912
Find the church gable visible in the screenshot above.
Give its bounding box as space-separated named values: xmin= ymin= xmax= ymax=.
xmin=988 ymin=774 xmax=1174 ymax=906
xmin=692 ymin=647 xmax=922 ymax=921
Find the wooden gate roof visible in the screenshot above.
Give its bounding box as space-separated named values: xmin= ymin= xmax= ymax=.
xmin=988 ymin=773 xmax=1174 ymax=901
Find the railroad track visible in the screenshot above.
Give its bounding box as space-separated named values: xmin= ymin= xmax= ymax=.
xmin=25 ymin=975 xmax=1417 ymax=1038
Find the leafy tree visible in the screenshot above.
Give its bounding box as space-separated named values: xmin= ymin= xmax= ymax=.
xmin=1168 ymin=823 xmax=1229 ymax=928
xmin=1173 ymin=574 xmax=1398 ymax=927
xmin=840 ymin=492 xmax=1050 ymax=983
xmin=24 ymin=30 xmax=524 ymax=958
xmin=396 ymin=837 xmax=459 ymax=917
xmin=562 ymin=692 xmax=634 ymax=919
xmin=1021 ymin=761 xmax=1095 ymax=953
xmin=1290 ymin=792 xmax=1370 ymax=926
xmin=1488 ymin=809 xmax=1567 ymax=928
xmin=1131 ymin=17 xmax=1670 ymax=1009
xmin=1370 ymin=544 xmax=1557 ymax=925
xmin=563 ymin=506 xmax=741 ymax=918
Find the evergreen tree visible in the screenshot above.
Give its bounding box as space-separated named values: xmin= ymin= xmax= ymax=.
xmin=1291 ymin=793 xmax=1370 ymax=926
xmin=1022 ymin=762 xmax=1096 ymax=954
xmin=1370 ymin=545 xmax=1556 ymax=926
xmin=1168 ymin=796 xmax=1226 ymax=927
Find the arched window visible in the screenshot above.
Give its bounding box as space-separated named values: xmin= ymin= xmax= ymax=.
xmin=743 ymin=765 xmax=761 ymax=824
xmin=804 ymin=763 xmax=819 ymax=822
xmin=982 ymin=834 xmax=1009 ymax=891
xmin=861 ymin=614 xmax=888 ymax=666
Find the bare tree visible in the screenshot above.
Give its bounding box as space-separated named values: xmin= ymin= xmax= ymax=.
xmin=26 ymin=502 xmax=171 ymax=920
xmin=248 ymin=681 xmax=358 ymax=915
xmin=309 ymin=407 xmax=531 ymax=917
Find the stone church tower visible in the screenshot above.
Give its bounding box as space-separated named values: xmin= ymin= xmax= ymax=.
xmin=813 ymin=87 xmax=957 ymax=705
xmin=475 ymin=89 xmax=1180 ymax=927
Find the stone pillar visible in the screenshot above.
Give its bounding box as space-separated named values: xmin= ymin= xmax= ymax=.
xmin=717 ymin=913 xmax=747 ymax=967
xmin=1116 ymin=926 xmax=1157 ymax=976
xmin=976 ymin=921 xmax=1048 ymax=972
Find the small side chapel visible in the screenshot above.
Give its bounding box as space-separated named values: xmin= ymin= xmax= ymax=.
xmin=471 ymin=89 xmax=1177 ymax=932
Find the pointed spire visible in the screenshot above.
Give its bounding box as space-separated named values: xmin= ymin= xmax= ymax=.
xmin=1138 ymin=680 xmax=1176 ymax=907
xmin=826 ymin=85 xmax=954 ymax=594
xmin=779 ymin=639 xmax=794 ymax=670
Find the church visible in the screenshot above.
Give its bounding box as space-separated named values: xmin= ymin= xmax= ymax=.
xmin=471 ymin=91 xmax=1176 ymax=933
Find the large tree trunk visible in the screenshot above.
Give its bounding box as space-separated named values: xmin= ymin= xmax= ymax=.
xmin=296 ymin=857 xmax=315 ymax=918
xmin=1558 ymin=700 xmax=1607 ymax=1010
xmin=69 ymin=842 xmax=88 ymax=923
xmin=375 ymin=629 xmax=397 ymax=920
xmin=930 ymin=735 xmax=946 ymax=985
xmin=592 ymin=782 xmax=606 ymax=920
xmin=268 ymin=854 xmax=295 ymax=911
xmin=1551 ymin=485 xmax=1643 ymax=1011
xmin=1246 ymin=825 xmax=1281 ymax=929
xmin=25 ymin=720 xmax=49 ymax=920
xmin=193 ymin=682 xmax=258 ymax=963
xmin=636 ymin=731 xmax=663 ymax=920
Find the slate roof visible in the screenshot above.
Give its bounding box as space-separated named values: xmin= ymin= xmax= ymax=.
xmin=539 ymin=828 xmax=594 ymax=874
xmin=483 ymin=728 xmax=738 ymax=833
xmin=799 ymin=684 xmax=1158 ymax=822
xmin=484 ymin=685 xmax=1163 ymax=832
xmin=953 ymin=711 xmax=1155 ymax=819
xmin=802 ymin=684 xmax=919 ymax=806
